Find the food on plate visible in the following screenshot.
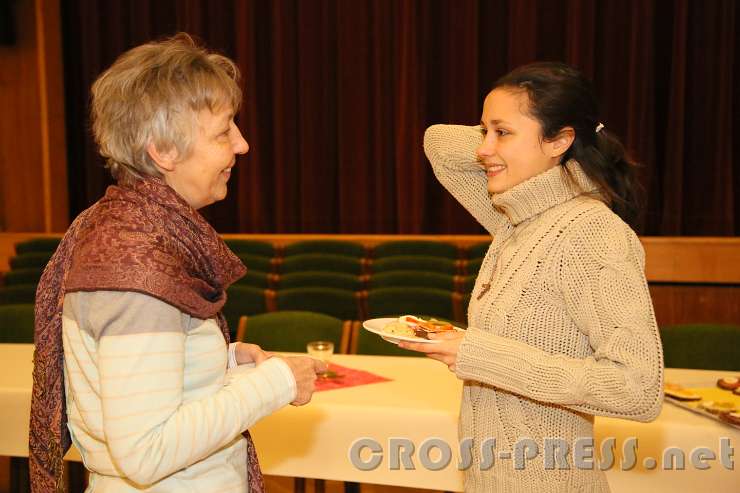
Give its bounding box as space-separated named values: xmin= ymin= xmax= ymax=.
xmin=734 ymin=387 xmax=740 ymax=396
xmin=381 ymin=321 xmax=416 ymax=338
xmin=380 ymin=315 xmax=458 ymax=340
xmin=663 ymin=383 xmax=701 ymax=401
xmin=398 ymin=315 xmax=456 ymax=339
xmin=716 ymin=376 xmax=740 ymax=391
xmin=719 ymin=411 xmax=740 ymax=426
xmin=699 ymin=400 xmax=737 ymax=415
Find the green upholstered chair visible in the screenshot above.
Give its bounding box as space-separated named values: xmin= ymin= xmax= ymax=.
xmin=0 ymin=285 xmax=37 ymax=305
xmin=660 ymin=324 xmax=740 ymax=371
xmin=279 ymin=254 xmax=364 ymax=275
xmin=235 ymin=310 xmax=350 ymax=354
xmin=236 ymin=253 xmax=273 ymax=273
xmin=350 ymin=321 xmax=423 ymax=357
xmin=222 ymin=286 xmax=269 ymax=337
xmin=9 ymin=252 xmax=53 ymax=270
xmin=284 ymin=240 xmax=366 ymax=258
xmin=460 ymin=275 xmax=477 ymax=293
xmin=365 ymin=287 xmax=460 ymax=322
xmin=224 ymin=239 xmax=275 ymax=258
xmin=367 ymin=271 xmax=456 ymax=291
xmin=371 ymin=255 xmax=458 ymax=275
xmin=0 ymin=304 xmax=35 ymax=343
xmin=466 ymin=257 xmax=484 ymax=276
xmin=233 ymin=270 xmax=270 ymax=289
xmin=276 ymin=271 xmax=363 ymax=291
xmin=2 ymin=268 xmax=43 ymax=286
xmin=14 ymin=238 xmax=61 ymax=254
xmin=373 ymin=240 xmax=458 ymax=259
xmin=467 ymin=241 xmax=490 ymax=259
xmin=273 ymin=287 xmax=361 ymax=321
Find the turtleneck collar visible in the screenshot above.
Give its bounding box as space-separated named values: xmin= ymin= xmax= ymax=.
xmin=491 ymin=160 xmax=602 ymax=226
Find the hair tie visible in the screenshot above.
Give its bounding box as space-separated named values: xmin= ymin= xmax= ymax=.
xmin=595 ymin=122 xmax=605 ymax=134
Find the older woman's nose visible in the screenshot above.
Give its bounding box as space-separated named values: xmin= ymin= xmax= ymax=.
xmin=233 ymin=127 xmax=249 ymax=154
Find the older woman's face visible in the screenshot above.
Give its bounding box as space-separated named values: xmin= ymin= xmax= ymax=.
xmin=166 ymin=106 xmax=248 ymax=209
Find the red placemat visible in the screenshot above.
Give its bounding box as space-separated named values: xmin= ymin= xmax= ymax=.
xmin=315 ymin=363 xmax=391 ymax=392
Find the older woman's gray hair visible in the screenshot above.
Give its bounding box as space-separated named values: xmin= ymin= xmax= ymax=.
xmin=90 ymin=33 xmax=242 ymax=186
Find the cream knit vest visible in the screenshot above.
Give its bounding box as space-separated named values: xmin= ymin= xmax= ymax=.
xmin=425 ymin=125 xmax=664 ymax=493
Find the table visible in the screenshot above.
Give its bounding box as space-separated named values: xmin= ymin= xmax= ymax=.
xmin=1 ymin=344 xmax=737 ymax=491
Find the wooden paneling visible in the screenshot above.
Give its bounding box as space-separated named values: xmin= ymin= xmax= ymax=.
xmin=649 ymin=284 xmax=740 ymax=327
xmin=0 ymin=0 xmax=67 ymax=233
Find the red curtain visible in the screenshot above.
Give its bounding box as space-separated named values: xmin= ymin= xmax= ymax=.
xmin=62 ymin=0 xmax=739 ymax=235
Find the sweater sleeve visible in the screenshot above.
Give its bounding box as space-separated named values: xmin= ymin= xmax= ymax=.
xmin=424 ymin=124 xmax=509 ymax=235
xmin=454 ymin=214 xmax=664 ymax=422
xmin=88 ymin=291 xmax=296 ymax=486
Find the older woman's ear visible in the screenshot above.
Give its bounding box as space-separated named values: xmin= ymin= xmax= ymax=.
xmin=146 ymin=142 xmax=179 ymax=172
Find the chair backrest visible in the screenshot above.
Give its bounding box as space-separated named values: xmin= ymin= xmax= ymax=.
xmin=15 ymin=238 xmax=61 ymax=254
xmin=3 ymin=268 xmax=43 ymax=286
xmin=236 ymin=310 xmax=350 ymax=354
xmin=350 ymin=322 xmax=423 ymax=357
xmin=223 ymin=286 xmax=269 ymax=336
xmin=274 ymin=287 xmax=361 ymax=321
xmin=660 ymin=324 xmax=740 ymax=371
xmin=279 ymin=254 xmax=363 ymax=275
xmin=467 ymin=241 xmax=490 ymax=259
xmin=373 ymin=240 xmax=458 ymax=259
xmin=367 ymin=270 xmax=456 ymax=291
xmin=465 ymin=258 xmax=484 ymax=276
xmin=0 ymin=304 xmax=35 ymax=343
xmin=277 ymin=271 xmax=363 ymax=291
xmin=236 ymin=254 xmax=273 ymax=273
xmin=10 ymin=252 xmax=53 ymax=270
xmin=366 ymin=287 xmax=459 ymax=321
xmin=233 ymin=270 xmax=270 ymax=289
xmin=224 ymin=239 xmax=275 ymax=258
xmin=371 ymin=256 xmax=458 ymax=275
xmin=460 ymin=275 xmax=476 ymax=293
xmin=285 ymin=240 xmax=366 ymax=258
xmin=0 ymin=284 xmax=37 ymax=305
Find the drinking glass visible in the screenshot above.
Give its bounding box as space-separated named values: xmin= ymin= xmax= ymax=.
xmin=306 ymin=340 xmax=334 ymax=377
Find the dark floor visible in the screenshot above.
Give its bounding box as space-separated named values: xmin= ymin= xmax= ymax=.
xmin=0 ymin=457 xmax=443 ymax=493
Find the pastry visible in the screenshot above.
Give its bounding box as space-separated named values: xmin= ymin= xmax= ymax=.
xmin=717 ymin=376 xmax=740 ymax=391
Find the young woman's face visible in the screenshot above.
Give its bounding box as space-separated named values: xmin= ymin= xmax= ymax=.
xmin=477 ymin=88 xmax=561 ymax=194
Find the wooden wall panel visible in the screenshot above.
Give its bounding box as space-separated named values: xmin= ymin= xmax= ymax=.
xmin=0 ymin=0 xmax=67 ymax=233
xmin=649 ymin=284 xmax=740 ymax=327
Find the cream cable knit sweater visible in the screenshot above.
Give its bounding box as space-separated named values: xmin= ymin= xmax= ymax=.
xmin=424 ymin=125 xmax=663 ymax=493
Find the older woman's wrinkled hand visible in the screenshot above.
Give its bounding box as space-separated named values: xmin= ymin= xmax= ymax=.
xmin=235 ymin=342 xmax=273 ymax=365
xmin=281 ymin=356 xmax=327 ymax=406
xmin=398 ymin=331 xmax=465 ymax=372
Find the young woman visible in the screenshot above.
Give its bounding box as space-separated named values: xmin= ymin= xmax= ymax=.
xmin=401 ymin=62 xmax=663 ymax=492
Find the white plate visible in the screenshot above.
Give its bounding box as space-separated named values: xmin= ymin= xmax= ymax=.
xmin=362 ymin=317 xmax=463 ymax=345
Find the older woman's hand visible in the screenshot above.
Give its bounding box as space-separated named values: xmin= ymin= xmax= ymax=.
xmin=235 ymin=342 xmax=273 ymax=365
xmin=281 ymin=356 xmax=327 ymax=406
xmin=398 ymin=331 xmax=465 ymax=372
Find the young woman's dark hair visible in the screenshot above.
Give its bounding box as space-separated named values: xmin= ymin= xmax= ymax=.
xmin=492 ymin=62 xmax=641 ymax=225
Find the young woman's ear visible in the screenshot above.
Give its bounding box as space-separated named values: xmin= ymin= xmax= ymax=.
xmin=547 ymin=127 xmax=575 ymax=159
xmin=146 ymin=142 xmax=178 ymax=172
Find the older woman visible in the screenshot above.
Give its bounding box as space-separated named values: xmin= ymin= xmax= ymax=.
xmin=29 ymin=34 xmax=323 ymax=492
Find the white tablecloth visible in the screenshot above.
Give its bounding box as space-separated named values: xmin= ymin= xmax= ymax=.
xmin=1 ymin=344 xmax=737 ymax=491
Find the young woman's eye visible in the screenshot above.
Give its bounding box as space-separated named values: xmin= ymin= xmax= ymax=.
xmin=496 ymin=129 xmax=509 ymax=137
xmin=479 ymin=126 xmax=488 ymax=136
